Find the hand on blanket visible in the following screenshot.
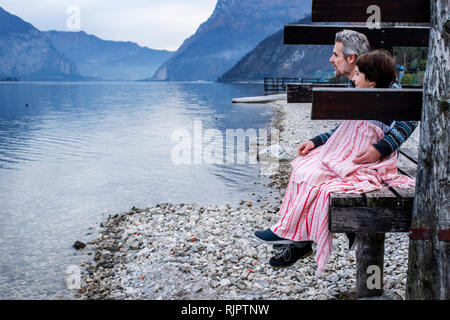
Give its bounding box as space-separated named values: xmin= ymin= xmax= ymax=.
xmin=353 ymin=146 xmax=381 ymax=164
xmin=298 ymin=141 xmax=315 ymax=156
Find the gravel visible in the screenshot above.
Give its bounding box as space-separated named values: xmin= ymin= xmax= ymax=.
xmin=73 ymin=100 xmax=419 ymax=300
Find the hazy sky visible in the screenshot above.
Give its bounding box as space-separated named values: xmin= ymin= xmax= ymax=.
xmin=0 ymin=0 xmax=217 ymax=51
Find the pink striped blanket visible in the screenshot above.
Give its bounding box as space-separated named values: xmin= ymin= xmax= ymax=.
xmin=270 ymin=120 xmax=415 ymax=276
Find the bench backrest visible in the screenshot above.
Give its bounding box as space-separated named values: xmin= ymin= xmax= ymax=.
xmin=284 ymin=0 xmax=428 ymax=120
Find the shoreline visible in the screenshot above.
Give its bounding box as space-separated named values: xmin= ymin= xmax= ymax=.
xmin=73 ymin=100 xmax=418 ymax=300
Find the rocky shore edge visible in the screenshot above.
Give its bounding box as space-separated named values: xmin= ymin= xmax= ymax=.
xmin=72 ymin=100 xmax=415 ymax=300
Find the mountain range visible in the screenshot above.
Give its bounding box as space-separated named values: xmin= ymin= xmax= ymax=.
xmin=150 ymin=0 xmax=313 ymax=81
xmin=219 ymin=15 xmax=335 ymax=82
xmin=1 ymin=1 xmax=334 ymax=82
xmin=0 ymin=6 xmax=80 ymax=81
xmin=0 ymin=6 xmax=173 ymax=81
xmin=45 ymin=31 xmax=173 ymax=81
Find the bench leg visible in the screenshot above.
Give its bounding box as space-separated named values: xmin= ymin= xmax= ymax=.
xmin=355 ymin=233 xmax=385 ymax=298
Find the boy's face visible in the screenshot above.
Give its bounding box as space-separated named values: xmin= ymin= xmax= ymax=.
xmin=352 ymin=66 xmax=376 ymax=88
xmin=329 ymin=42 xmax=356 ymax=79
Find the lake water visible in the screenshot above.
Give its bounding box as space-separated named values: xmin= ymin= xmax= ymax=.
xmin=0 ymin=82 xmax=279 ymax=299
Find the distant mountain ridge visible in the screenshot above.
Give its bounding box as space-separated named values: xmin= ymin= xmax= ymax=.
xmin=45 ymin=31 xmax=174 ymax=81
xmin=219 ymin=15 xmax=335 ymax=82
xmin=0 ymin=6 xmax=174 ymax=81
xmin=150 ymin=0 xmax=313 ymax=81
xmin=0 ymin=6 xmax=80 ymax=81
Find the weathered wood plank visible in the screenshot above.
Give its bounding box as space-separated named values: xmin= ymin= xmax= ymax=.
xmin=330 ymin=186 xmax=414 ymax=210
xmin=311 ymin=0 xmax=430 ymax=23
xmin=329 ymin=207 xmax=412 ymax=233
xmin=397 ymin=167 xmax=415 ymax=178
xmin=287 ymin=84 xmax=348 ymax=103
xmin=312 ymin=88 xmax=422 ymax=121
xmin=331 ymin=185 xmax=415 ymax=209
xmin=397 ymin=159 xmax=417 ymax=177
xmin=284 ymin=25 xmax=429 ymax=48
xmin=402 ymin=85 xmax=423 ymax=89
xmin=330 ymin=192 xmax=366 ymax=207
xmin=388 ymin=186 xmax=416 ymax=209
xmin=399 ymin=148 xmax=419 ymax=164
xmin=288 ymin=84 xmax=311 ymax=103
xmin=363 ymin=188 xmax=400 ymax=208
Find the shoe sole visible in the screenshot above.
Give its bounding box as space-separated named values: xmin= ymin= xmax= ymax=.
xmin=269 ymin=249 xmax=314 ymax=268
xmin=253 ymin=233 xmax=294 ymax=245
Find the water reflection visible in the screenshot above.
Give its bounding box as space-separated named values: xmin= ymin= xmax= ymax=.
xmin=0 ymin=82 xmax=276 ymax=299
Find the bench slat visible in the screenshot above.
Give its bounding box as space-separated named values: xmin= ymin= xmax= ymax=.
xmin=312 ymin=88 xmax=422 ymax=121
xmin=329 ymin=207 xmax=412 ymax=233
xmin=284 ymin=25 xmax=429 ymax=48
xmin=399 ymin=148 xmax=419 ymax=164
xmin=330 ymin=183 xmax=415 ymax=232
xmin=398 ymin=160 xmax=417 ymax=174
xmin=287 ymin=84 xmax=348 ymax=103
xmin=330 ymin=193 xmax=366 ymax=207
xmin=388 ymin=186 xmax=416 ymax=209
xmin=311 ymin=0 xmax=430 ymax=23
xmin=363 ymin=188 xmax=401 ymax=208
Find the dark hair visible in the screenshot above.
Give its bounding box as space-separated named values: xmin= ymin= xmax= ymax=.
xmin=355 ymin=49 xmax=396 ymax=88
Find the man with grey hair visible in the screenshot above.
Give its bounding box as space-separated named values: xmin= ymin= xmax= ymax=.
xmin=330 ymin=29 xmax=371 ymax=80
xmin=312 ymin=29 xmax=418 ymax=166
xmin=255 ymin=29 xmax=419 ymax=268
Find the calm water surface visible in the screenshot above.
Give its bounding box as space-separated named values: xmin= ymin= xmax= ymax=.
xmin=0 ymin=82 xmax=278 ymax=299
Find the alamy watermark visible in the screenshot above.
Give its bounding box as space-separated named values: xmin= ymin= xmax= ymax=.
xmin=366 ymin=5 xmax=381 ymax=29
xmin=67 ymin=5 xmax=81 ymax=31
xmin=170 ymin=121 xmax=282 ymax=167
xmin=366 ymin=265 xmax=382 ymax=290
xmin=65 ymin=265 xmax=81 ymax=290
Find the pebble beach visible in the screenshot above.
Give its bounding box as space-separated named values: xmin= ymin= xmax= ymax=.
xmin=74 ymin=99 xmax=420 ymax=300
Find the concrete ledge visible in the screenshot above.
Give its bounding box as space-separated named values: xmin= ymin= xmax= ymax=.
xmin=232 ymin=93 xmax=287 ymax=104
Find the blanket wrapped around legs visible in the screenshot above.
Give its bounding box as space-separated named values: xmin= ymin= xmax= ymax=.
xmin=270 ymin=120 xmax=415 ymax=276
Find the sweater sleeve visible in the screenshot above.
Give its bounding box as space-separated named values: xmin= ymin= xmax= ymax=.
xmin=310 ymin=125 xmax=340 ymax=148
xmin=372 ymin=121 xmax=419 ymax=157
xmin=371 ymin=82 xmax=419 ymax=157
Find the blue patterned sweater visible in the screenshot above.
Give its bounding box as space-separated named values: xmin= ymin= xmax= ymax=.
xmin=309 ymin=81 xmax=419 ymax=158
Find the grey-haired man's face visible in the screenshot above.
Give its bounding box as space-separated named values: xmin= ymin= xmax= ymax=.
xmin=329 ymin=42 xmax=355 ymax=79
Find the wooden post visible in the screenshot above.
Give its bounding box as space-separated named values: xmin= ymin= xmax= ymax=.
xmin=406 ymin=0 xmax=450 ymax=300
xmin=356 ymin=233 xmax=385 ymax=298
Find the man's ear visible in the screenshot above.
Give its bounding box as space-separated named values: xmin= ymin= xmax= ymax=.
xmin=368 ymin=80 xmax=377 ymax=88
xmin=346 ymin=54 xmax=356 ymax=64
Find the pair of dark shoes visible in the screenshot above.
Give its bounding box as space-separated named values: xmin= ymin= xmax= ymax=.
xmin=253 ymin=228 xmax=294 ymax=245
xmin=253 ymin=229 xmax=356 ymax=268
xmin=255 ymin=228 xmax=356 ymax=249
xmin=272 ymin=234 xmax=356 ymax=252
xmin=269 ymin=242 xmax=313 ymax=267
xmin=253 ymin=228 xmax=313 ymax=267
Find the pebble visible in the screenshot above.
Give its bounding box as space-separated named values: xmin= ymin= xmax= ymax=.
xmin=327 ymin=274 xmax=339 ymax=283
xmin=74 ymin=100 xmax=415 ymax=300
xmin=73 ymin=241 xmax=86 ymax=250
xmin=220 ymin=279 xmax=232 ymax=287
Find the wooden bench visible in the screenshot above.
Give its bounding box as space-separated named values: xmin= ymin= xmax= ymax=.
xmin=329 ymin=150 xmax=418 ymax=298
xmin=287 ymin=83 xmax=348 ymax=103
xmin=265 ymin=77 xmax=347 ymax=97
xmin=264 ymin=77 xmax=300 ymax=95
xmin=283 ymin=0 xmax=430 ymax=104
xmin=310 ymin=87 xmax=421 ymax=298
xmin=284 ymin=24 xmax=429 ymax=103
xmin=282 ymin=0 xmax=428 ymax=298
